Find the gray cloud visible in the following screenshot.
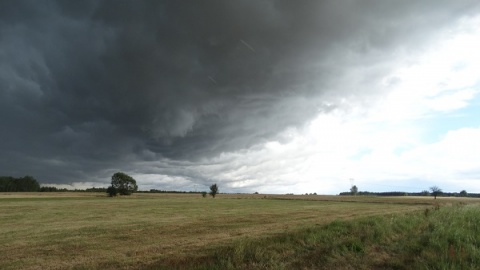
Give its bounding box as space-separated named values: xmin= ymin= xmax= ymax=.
xmin=1 ymin=0 xmax=479 ymax=187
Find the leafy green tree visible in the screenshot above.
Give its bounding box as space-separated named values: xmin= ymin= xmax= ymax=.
xmin=350 ymin=185 xmax=358 ymax=195
xmin=17 ymin=176 xmax=40 ymax=192
xmin=201 ymin=191 xmax=207 ymax=198
xmin=0 ymin=176 xmax=15 ymax=192
xmin=209 ymin=183 xmax=219 ymax=198
xmin=40 ymin=186 xmax=58 ymax=192
xmin=429 ymin=186 xmax=442 ymax=199
xmin=110 ymin=172 xmax=137 ymax=195
xmin=0 ymin=176 xmax=40 ymax=192
xmin=106 ymin=186 xmax=118 ymax=197
xmin=459 ymin=190 xmax=468 ymax=197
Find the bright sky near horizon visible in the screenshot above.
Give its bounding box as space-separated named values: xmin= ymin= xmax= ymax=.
xmin=1 ymin=1 xmax=479 ymax=194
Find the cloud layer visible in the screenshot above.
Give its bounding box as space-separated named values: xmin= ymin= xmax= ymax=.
xmin=1 ymin=1 xmax=480 ymax=193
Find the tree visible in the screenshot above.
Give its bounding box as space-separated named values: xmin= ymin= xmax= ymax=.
xmin=40 ymin=186 xmax=58 ymax=192
xmin=201 ymin=191 xmax=207 ymax=198
xmin=429 ymin=186 xmax=442 ymax=199
xmin=106 ymin=186 xmax=118 ymax=197
xmin=209 ymin=183 xmax=219 ymax=198
xmin=110 ymin=172 xmax=137 ymax=195
xmin=15 ymin=176 xmax=40 ymax=192
xmin=350 ymin=185 xmax=358 ymax=195
xmin=459 ymin=190 xmax=468 ymax=197
xmin=0 ymin=176 xmax=40 ymax=192
xmin=0 ymin=176 xmax=15 ymax=192
xmin=421 ymin=190 xmax=430 ymax=196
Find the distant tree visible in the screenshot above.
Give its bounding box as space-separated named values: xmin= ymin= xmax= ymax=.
xmin=106 ymin=186 xmax=118 ymax=197
xmin=459 ymin=190 xmax=468 ymax=197
xmin=201 ymin=191 xmax=207 ymax=198
xmin=16 ymin=176 xmax=40 ymax=191
xmin=40 ymin=186 xmax=58 ymax=192
xmin=0 ymin=176 xmax=40 ymax=192
xmin=350 ymin=185 xmax=358 ymax=195
xmin=0 ymin=176 xmax=15 ymax=192
xmin=429 ymin=186 xmax=442 ymax=199
xmin=110 ymin=172 xmax=137 ymax=195
xmin=209 ymin=183 xmax=219 ymax=198
xmin=86 ymin=187 xmax=107 ymax=192
xmin=421 ymin=190 xmax=430 ymax=196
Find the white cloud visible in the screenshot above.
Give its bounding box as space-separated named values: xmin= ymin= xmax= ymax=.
xmin=401 ymin=128 xmax=480 ymax=175
xmin=131 ymin=14 xmax=480 ymax=195
xmin=374 ymin=15 xmax=480 ymax=121
xmin=426 ymin=89 xmax=478 ymax=112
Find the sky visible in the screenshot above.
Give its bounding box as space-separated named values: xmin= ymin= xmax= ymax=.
xmin=1 ymin=0 xmax=480 ymax=194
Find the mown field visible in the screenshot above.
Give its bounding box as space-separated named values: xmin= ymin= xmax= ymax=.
xmin=1 ymin=193 xmax=479 ymax=269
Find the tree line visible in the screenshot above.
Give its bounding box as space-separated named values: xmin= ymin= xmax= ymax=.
xmin=339 ymin=185 xmax=479 ymax=198
xmin=0 ymin=172 xmax=210 ymax=196
xmin=0 ymin=176 xmax=40 ymax=192
xmin=4 ymin=173 xmax=476 ymax=199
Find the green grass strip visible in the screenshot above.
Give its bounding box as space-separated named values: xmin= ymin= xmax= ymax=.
xmin=180 ymin=204 xmax=480 ymax=270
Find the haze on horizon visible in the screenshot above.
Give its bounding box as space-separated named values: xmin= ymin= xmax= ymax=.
xmin=1 ymin=0 xmax=480 ymax=194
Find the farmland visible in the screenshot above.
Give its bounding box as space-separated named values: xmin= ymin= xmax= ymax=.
xmin=1 ymin=193 xmax=479 ymax=269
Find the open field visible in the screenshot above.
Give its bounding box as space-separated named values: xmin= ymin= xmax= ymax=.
xmin=1 ymin=193 xmax=479 ymax=269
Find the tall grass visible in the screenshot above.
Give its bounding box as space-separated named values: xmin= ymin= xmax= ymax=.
xmin=189 ymin=203 xmax=480 ymax=269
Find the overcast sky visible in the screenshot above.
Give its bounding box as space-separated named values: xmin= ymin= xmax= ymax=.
xmin=1 ymin=0 xmax=480 ymax=194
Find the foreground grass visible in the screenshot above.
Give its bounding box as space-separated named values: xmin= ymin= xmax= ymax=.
xmin=0 ymin=193 xmax=478 ymax=269
xmin=190 ymin=203 xmax=480 ymax=270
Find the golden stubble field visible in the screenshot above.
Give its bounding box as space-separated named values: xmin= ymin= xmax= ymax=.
xmin=1 ymin=192 xmax=478 ymax=269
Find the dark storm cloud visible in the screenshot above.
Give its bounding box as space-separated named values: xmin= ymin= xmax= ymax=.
xmin=1 ymin=0 xmax=479 ymax=185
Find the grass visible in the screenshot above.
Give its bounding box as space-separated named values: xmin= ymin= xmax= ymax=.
xmin=197 ymin=203 xmax=480 ymax=270
xmin=0 ymin=193 xmax=479 ymax=269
